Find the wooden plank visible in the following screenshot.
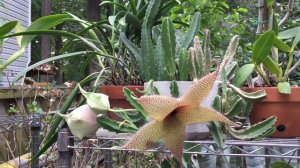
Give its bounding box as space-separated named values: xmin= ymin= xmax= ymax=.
xmin=0 ymin=89 xmax=36 ymax=99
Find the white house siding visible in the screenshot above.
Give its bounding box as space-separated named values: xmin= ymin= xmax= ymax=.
xmin=0 ymin=0 xmax=31 ymax=87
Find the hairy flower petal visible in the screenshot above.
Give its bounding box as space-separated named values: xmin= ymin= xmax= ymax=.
xmin=162 ymin=114 xmax=185 ymax=162
xmin=137 ymin=95 xmax=180 ymax=121
xmin=176 ymin=105 xmax=238 ymax=126
xmin=123 ymin=120 xmax=163 ymax=150
xmin=180 ymin=71 xmax=217 ymax=106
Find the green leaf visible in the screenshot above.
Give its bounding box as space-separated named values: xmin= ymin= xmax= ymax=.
xmin=181 ymin=12 xmax=201 ymax=49
xmin=272 ymin=15 xmax=279 ymax=35
xmin=229 ymin=84 xmax=267 ymax=100
xmin=262 ymin=56 xmax=281 ymax=75
xmin=123 ymin=88 xmax=148 ymax=120
xmin=225 ymin=98 xmax=246 ymax=117
xmin=125 ymin=12 xmax=141 ymax=29
xmin=277 ymin=82 xmax=291 ymax=94
xmin=207 ymin=121 xmax=225 ymax=148
xmin=78 ymin=85 xmax=110 ymax=113
xmin=236 ymin=7 xmax=248 ymax=13
xmin=21 ymin=14 xmax=70 ymax=47
xmin=120 ymin=33 xmax=142 ymax=68
xmin=212 ymin=95 xmax=222 ymax=112
xmin=0 ymin=21 xmax=18 ymax=38
xmin=14 ymin=23 xmax=24 ymax=46
xmin=100 ymin=1 xmax=128 ymax=11
xmin=210 ymin=95 xmax=225 ymax=148
xmin=270 ymin=161 xmax=294 ymax=168
xmin=292 ymin=28 xmax=300 ymax=49
xmin=153 ymin=86 xmax=160 ymax=95
xmin=252 ymin=30 xmax=275 ymax=64
xmin=232 ymin=64 xmax=255 ymax=87
xmin=273 ymin=37 xmax=291 ymax=52
xmin=278 ymin=26 xmax=300 ymax=39
xmin=96 ymin=114 xmax=138 ymax=133
xmin=170 ymin=80 xmax=179 ymax=98
xmin=228 ymin=116 xmax=276 ymax=140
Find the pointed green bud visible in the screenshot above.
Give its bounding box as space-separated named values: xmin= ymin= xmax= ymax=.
xmin=79 ymin=84 xmax=110 ymax=114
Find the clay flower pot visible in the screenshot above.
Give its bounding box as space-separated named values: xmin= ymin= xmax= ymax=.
xmin=100 ymin=85 xmax=144 ymax=120
xmin=243 ymin=87 xmax=300 ymax=138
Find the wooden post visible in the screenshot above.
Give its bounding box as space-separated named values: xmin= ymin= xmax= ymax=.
xmin=57 ymin=128 xmax=73 ymax=168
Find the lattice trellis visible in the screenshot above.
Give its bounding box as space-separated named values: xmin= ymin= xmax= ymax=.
xmin=0 ymin=114 xmax=41 ymax=133
xmin=67 ymin=137 xmax=300 ymax=159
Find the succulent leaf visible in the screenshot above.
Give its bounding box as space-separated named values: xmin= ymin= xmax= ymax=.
xmin=227 ymin=116 xmax=276 ymax=140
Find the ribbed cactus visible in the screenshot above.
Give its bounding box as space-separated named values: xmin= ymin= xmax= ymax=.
xmin=121 ymin=0 xmax=201 ymax=81
xmin=188 ymin=29 xmax=211 ymax=80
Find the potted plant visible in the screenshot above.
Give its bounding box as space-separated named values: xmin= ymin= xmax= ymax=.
xmin=232 ymin=26 xmax=300 ymax=137
xmin=121 ymin=0 xmax=242 ymax=139
xmin=98 ymin=0 xmax=184 ymax=113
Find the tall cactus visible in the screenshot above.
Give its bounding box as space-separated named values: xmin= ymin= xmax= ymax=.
xmin=188 ymin=29 xmax=211 ymax=80
xmin=121 ymin=0 xmax=201 ymax=81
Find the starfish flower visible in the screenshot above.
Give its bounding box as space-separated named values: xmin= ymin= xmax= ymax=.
xmin=123 ymin=71 xmax=238 ymax=162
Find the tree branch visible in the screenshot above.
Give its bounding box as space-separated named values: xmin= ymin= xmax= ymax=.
xmin=279 ymin=0 xmax=294 ymax=27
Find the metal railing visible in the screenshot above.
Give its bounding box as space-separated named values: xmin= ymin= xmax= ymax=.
xmin=57 ymin=128 xmax=300 ymax=167
xmin=0 ymin=114 xmax=41 ymax=168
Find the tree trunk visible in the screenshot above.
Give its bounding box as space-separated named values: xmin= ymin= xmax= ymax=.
xmin=87 ymin=0 xmax=101 ymax=75
xmin=40 ymin=0 xmax=52 ymax=82
xmin=55 ymin=24 xmax=64 ymax=84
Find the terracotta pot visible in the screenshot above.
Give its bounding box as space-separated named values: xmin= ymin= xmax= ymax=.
xmin=243 ymin=87 xmax=300 ymax=138
xmin=100 ymin=85 xmax=144 ymax=120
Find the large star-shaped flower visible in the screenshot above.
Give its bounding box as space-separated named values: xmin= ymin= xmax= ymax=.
xmin=123 ymin=71 xmax=238 ymax=162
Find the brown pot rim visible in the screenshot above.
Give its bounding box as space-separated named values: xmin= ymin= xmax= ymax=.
xmin=242 ymin=87 xmax=300 ymax=102
xmin=99 ymin=85 xmax=144 ymax=99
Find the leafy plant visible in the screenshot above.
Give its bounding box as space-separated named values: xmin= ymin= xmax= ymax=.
xmin=231 ymin=0 xmax=300 ymax=94
xmin=121 ymin=0 xmax=200 ymax=81
xmin=233 ymin=28 xmax=299 ymax=94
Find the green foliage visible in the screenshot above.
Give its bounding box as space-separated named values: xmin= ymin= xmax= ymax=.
xmin=26 ymin=101 xmax=44 ymax=114
xmin=97 ymin=114 xmax=138 ymax=133
xmin=252 ymin=30 xmax=275 ymax=64
xmin=123 ymin=87 xmax=148 ymax=120
xmin=233 ymin=27 xmax=299 ymax=94
xmin=122 ymin=10 xmax=201 ymax=81
xmin=208 ymin=66 xmax=275 ymax=144
xmin=0 ymin=14 xmax=71 ymax=72
xmin=0 ymin=21 xmax=18 ymax=38
xmin=7 ymin=104 xmax=20 ymax=114
xmin=270 ymin=161 xmax=294 ymax=168
xmin=169 ymin=80 xmax=179 ymax=98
